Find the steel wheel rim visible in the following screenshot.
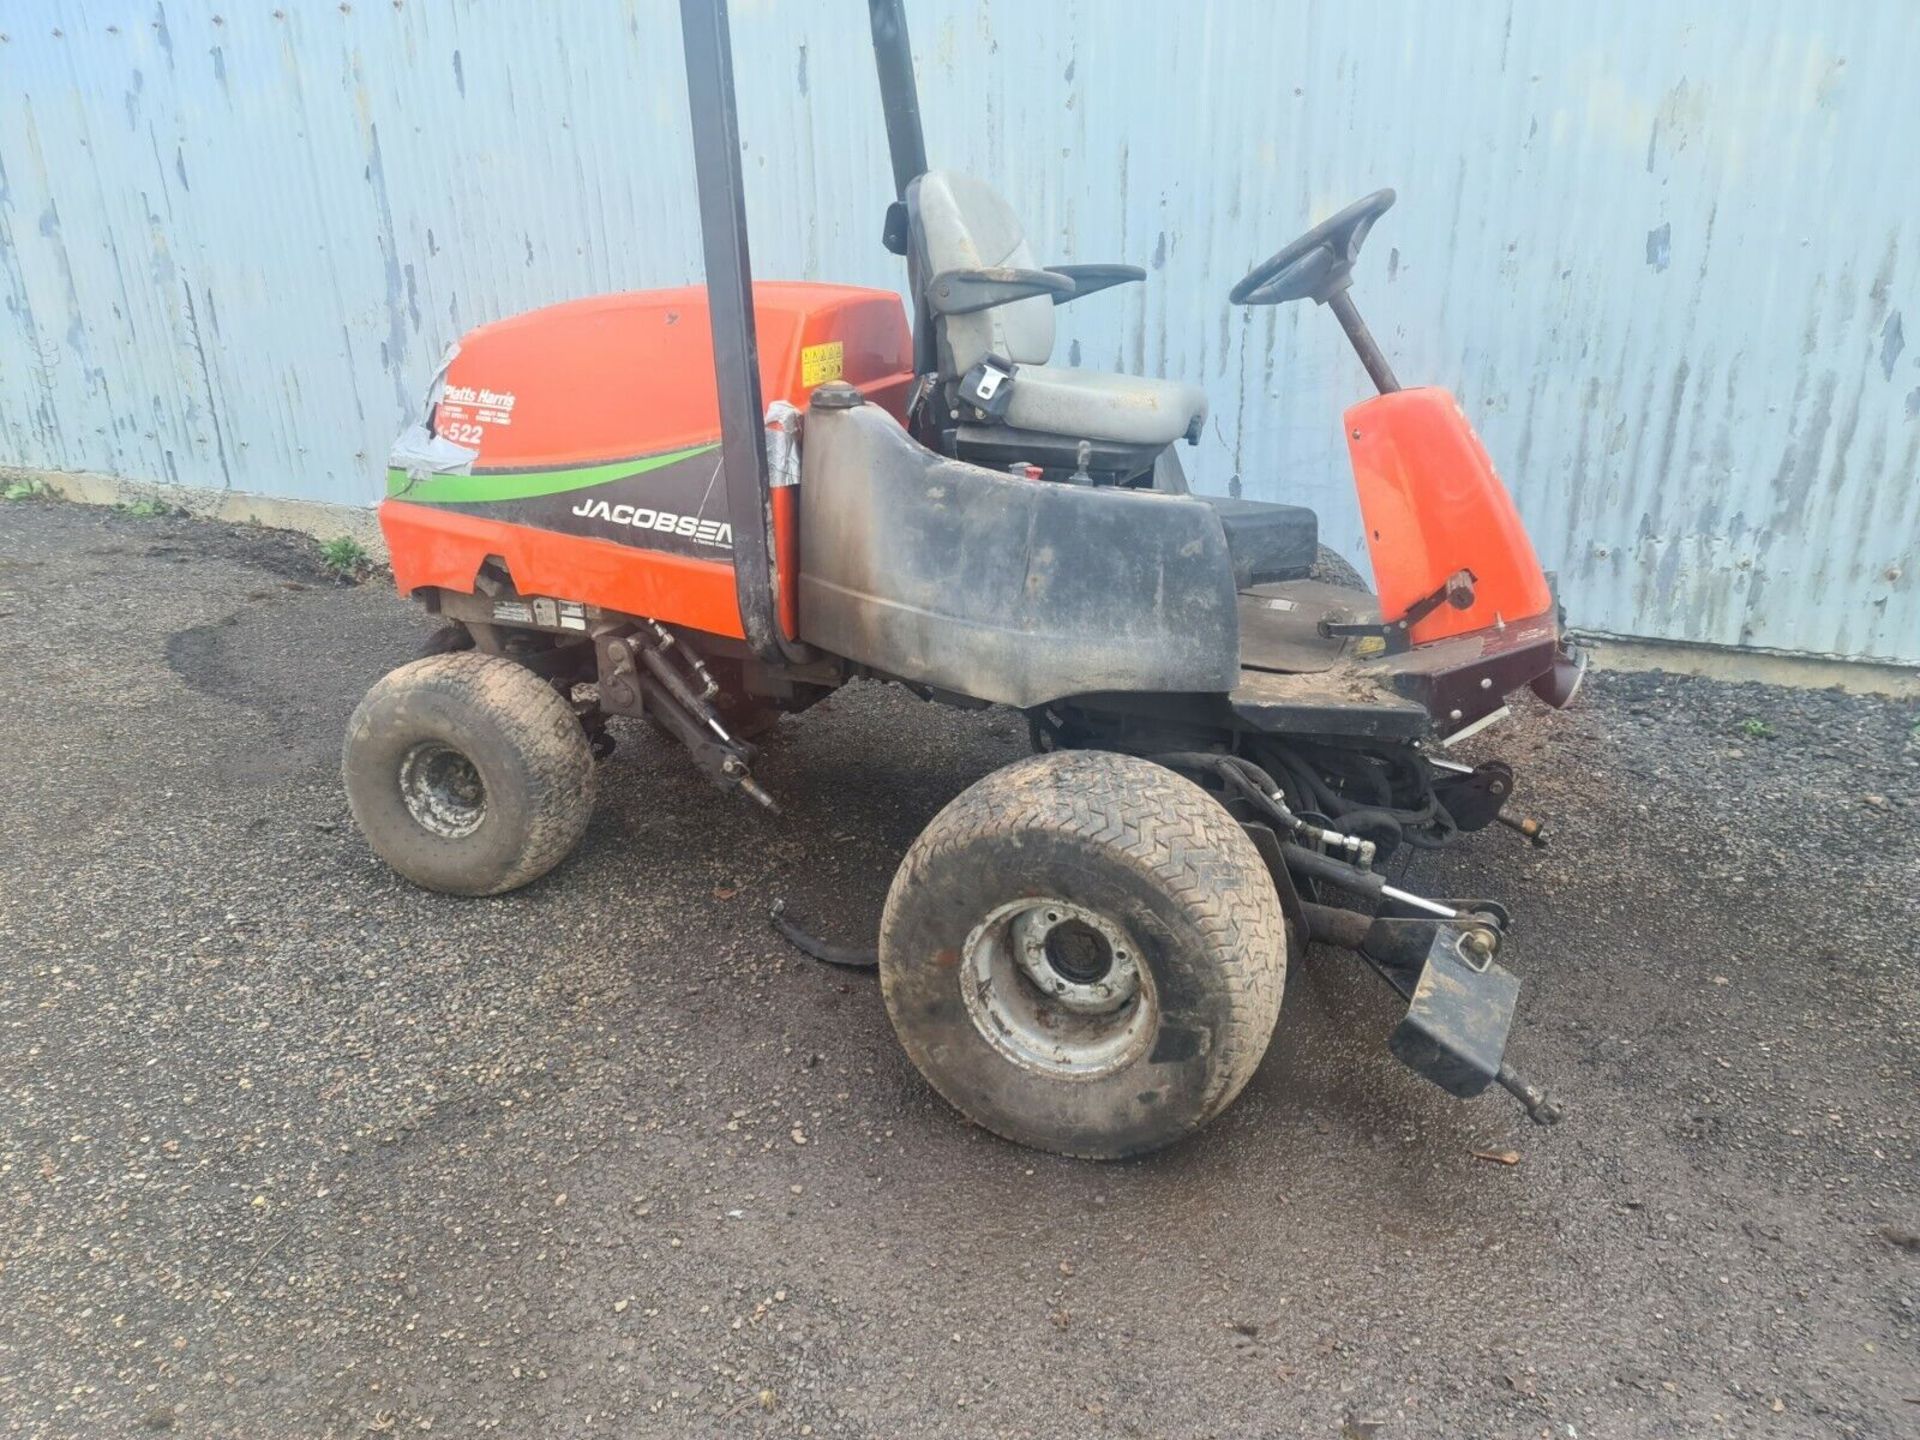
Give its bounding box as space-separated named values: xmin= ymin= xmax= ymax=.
xmin=959 ymin=898 xmax=1156 ymax=1079
xmin=398 ymin=740 xmax=487 ymax=838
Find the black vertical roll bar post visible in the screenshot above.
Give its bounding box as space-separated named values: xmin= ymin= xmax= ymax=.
xmin=676 ymin=0 xmax=787 ymax=665
xmin=867 ymin=1 xmax=939 ymax=386
xmin=867 ymin=0 xmax=928 ymax=201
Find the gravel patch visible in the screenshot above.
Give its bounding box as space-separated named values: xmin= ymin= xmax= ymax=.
xmin=1 ymin=498 xmax=1915 ymax=1438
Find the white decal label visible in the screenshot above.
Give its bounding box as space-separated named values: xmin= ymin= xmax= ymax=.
xmin=437 ymin=384 xmax=517 ymax=447
xmin=569 ymin=498 xmax=733 ymax=550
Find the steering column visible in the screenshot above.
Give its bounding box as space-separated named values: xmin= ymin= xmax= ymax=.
xmin=1230 ymin=188 xmax=1402 ymax=395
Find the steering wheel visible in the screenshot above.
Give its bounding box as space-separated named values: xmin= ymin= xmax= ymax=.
xmin=1229 ymin=189 xmax=1395 ymax=307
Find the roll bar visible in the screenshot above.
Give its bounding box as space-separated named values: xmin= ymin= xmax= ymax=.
xmin=677 ymin=0 xmax=782 ymax=663
xmin=676 ymin=0 xmax=929 ymax=664
xmin=868 ymin=0 xmax=928 ymax=200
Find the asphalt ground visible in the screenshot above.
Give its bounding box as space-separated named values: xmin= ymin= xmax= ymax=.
xmin=2 ymin=498 xmax=1916 ymax=1439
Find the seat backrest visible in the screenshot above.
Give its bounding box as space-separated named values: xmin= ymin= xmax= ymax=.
xmin=907 ymin=171 xmax=1055 ymax=378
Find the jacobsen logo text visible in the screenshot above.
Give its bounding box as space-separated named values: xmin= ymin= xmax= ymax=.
xmin=570 ymin=499 xmax=732 ymax=549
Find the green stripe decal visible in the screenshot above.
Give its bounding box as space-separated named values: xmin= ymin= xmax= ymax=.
xmin=386 ymin=442 xmax=720 ymax=503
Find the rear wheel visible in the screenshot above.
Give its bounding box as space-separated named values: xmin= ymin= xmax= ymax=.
xmin=343 ymin=652 xmax=595 ymax=896
xmin=879 ymin=750 xmax=1289 ymax=1159
xmin=415 ymin=621 xmax=475 ymax=658
xmin=1310 ymin=543 xmax=1370 ymax=591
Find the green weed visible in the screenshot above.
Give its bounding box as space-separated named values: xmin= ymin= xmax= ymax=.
xmin=320 ymin=535 xmax=371 ymax=581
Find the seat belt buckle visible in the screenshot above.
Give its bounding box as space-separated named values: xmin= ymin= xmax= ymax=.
xmin=958 ymin=354 xmax=1017 ymax=421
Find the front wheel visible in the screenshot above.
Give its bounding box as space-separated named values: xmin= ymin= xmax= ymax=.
xmin=343 ymin=652 xmax=595 ymax=896
xmin=879 ymin=751 xmax=1289 ymax=1159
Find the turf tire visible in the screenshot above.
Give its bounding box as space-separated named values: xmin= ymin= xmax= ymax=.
xmin=879 ymin=750 xmax=1289 ymax=1159
xmin=1310 ymin=543 xmax=1370 ymax=591
xmin=343 ymin=652 xmax=594 ymax=896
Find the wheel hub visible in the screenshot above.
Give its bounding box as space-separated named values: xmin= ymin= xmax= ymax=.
xmin=1010 ymin=904 xmax=1140 ymax=1014
xmin=960 ymin=898 xmax=1153 ymax=1078
xmin=397 ymin=741 xmax=487 ymax=838
xmin=1042 ymin=919 xmax=1111 ymax=983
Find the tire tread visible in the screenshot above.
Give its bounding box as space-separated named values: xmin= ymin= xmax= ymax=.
xmin=881 ymin=750 xmax=1288 ymax=1157
xmin=343 ymin=652 xmax=594 ymax=895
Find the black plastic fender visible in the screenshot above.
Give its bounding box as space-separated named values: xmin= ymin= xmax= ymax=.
xmin=797 ymin=396 xmax=1239 ymax=708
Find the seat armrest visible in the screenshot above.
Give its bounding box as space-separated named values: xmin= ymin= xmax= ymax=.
xmin=927 ymin=267 xmax=1077 ymax=315
xmin=1045 ymin=263 xmax=1146 ymax=304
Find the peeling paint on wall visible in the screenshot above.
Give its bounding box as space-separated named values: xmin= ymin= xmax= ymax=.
xmin=1644 ymin=223 xmax=1671 ymax=273
xmin=0 ymin=0 xmax=1915 ymax=664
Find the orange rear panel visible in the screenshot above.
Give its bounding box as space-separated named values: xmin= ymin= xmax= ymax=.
xmin=1345 ymin=387 xmax=1552 ymax=645
xmin=382 ymin=501 xmax=747 ymax=639
xmin=384 ymin=282 xmax=913 ymax=640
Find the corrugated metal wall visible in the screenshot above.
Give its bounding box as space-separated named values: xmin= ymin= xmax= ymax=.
xmin=3 ymin=1 xmax=1915 ymax=663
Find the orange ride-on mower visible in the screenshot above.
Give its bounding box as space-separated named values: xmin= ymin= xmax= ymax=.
xmin=345 ymin=0 xmax=1585 ymax=1159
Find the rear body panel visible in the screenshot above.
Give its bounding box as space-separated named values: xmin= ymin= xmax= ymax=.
xmin=383 ymin=282 xmax=913 ymax=638
xmin=381 ymin=502 xmax=748 ymax=638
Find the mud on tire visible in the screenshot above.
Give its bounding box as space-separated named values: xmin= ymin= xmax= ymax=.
xmin=343 ymin=652 xmax=595 ymax=896
xmin=879 ymin=750 xmax=1289 ymax=1159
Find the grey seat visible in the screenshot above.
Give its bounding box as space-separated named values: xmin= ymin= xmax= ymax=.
xmin=901 ymin=170 xmax=1317 ymax=587
xmin=909 ymin=171 xmax=1206 ymax=449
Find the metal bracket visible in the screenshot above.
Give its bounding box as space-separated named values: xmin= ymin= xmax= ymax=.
xmin=1239 ymin=820 xmax=1308 ymax=931
xmin=1320 ymin=568 xmax=1476 ymax=654
xmin=1311 ymin=901 xmax=1562 ymax=1126
xmin=594 ymin=626 xmax=778 ymax=812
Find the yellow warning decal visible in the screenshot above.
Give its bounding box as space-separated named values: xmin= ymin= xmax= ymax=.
xmin=800 ymin=341 xmax=845 ymax=387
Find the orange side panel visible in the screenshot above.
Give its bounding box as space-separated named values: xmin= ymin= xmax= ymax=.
xmin=381 ymin=500 xmax=746 ymax=640
xmin=1345 ymin=387 xmax=1553 ymax=645
xmin=405 ymin=282 xmax=914 ymax=639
